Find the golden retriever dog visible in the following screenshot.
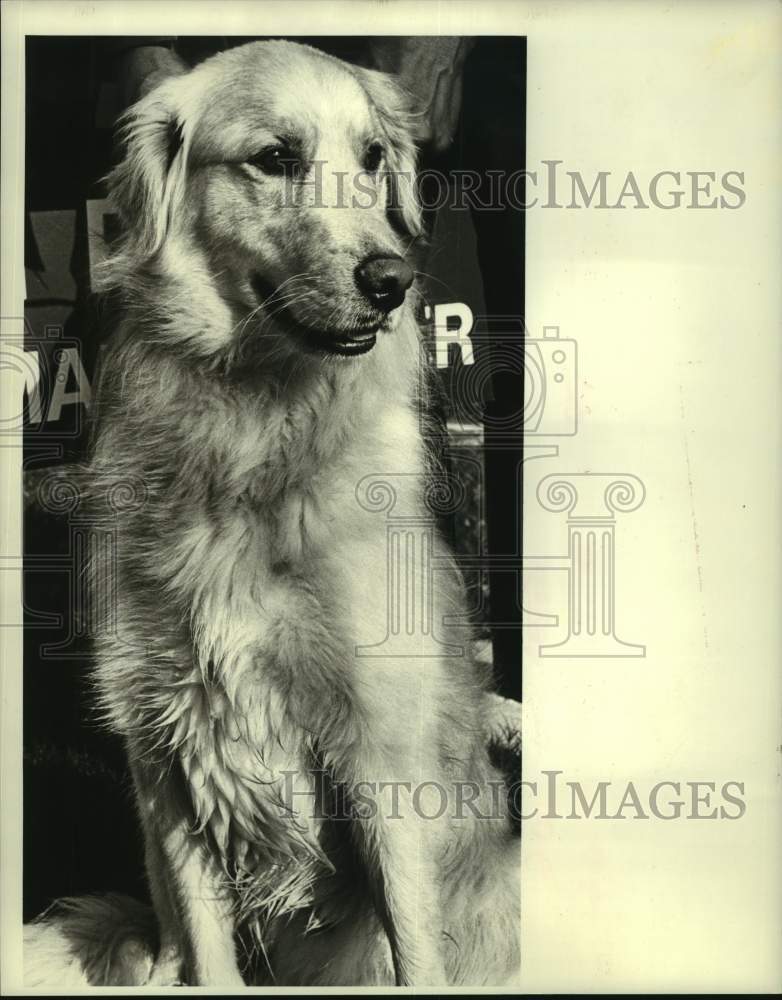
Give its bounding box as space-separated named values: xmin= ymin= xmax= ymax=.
xmin=78 ymin=39 xmax=519 ymax=986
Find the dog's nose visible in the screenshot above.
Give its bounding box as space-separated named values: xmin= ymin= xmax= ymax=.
xmin=355 ymin=255 xmax=414 ymax=312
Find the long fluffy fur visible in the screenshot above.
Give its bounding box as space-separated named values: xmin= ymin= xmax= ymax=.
xmin=68 ymin=40 xmax=520 ymax=986
xmin=24 ymin=895 xmax=157 ymax=987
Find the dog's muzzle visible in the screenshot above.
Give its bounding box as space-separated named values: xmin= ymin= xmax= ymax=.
xmin=250 ymin=261 xmax=413 ymax=357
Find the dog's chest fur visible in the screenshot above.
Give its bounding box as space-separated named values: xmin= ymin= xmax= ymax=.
xmin=116 ymin=347 xmax=432 ymax=897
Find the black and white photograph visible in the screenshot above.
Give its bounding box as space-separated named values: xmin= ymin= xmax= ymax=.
xmin=2 ymin=0 xmax=781 ymax=994
xmin=18 ymin=26 xmax=524 ymax=989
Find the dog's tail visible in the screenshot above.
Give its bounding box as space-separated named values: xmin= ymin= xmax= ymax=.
xmin=24 ymin=894 xmax=156 ymax=987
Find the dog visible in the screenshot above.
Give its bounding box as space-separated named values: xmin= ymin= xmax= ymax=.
xmin=82 ymin=39 xmax=519 ymax=986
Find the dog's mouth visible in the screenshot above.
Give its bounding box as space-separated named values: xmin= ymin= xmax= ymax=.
xmin=250 ymin=275 xmax=381 ymax=357
xmin=303 ymin=327 xmax=378 ymax=356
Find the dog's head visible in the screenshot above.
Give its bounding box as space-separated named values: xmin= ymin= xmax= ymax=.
xmin=104 ymin=40 xmax=424 ymax=361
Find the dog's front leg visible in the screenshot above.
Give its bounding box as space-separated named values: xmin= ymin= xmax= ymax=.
xmin=369 ymin=789 xmax=448 ymax=986
xmin=141 ymin=833 xmax=186 ymax=984
xmin=336 ymin=752 xmax=448 ymax=987
xmin=132 ymin=759 xmax=245 ymax=987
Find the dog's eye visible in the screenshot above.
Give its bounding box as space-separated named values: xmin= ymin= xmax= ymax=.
xmin=248 ymin=144 xmax=300 ymax=178
xmin=362 ymin=142 xmax=384 ymax=173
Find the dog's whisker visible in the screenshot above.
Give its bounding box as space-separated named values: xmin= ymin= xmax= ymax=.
xmin=236 ymin=290 xmax=318 ymax=350
xmin=413 ymin=269 xmax=458 ymax=297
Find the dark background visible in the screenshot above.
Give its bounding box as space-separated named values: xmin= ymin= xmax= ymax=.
xmin=23 ymin=35 xmax=525 ymax=920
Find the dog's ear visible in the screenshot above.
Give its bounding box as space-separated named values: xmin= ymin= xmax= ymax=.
xmin=106 ymin=81 xmax=190 ymax=261
xmin=354 ymin=67 xmax=423 ymax=238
